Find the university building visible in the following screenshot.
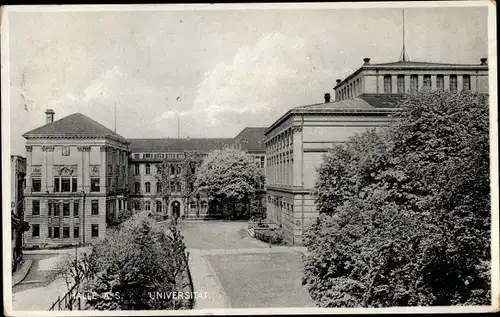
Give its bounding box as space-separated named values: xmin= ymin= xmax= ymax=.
xmin=21 ymin=111 xmax=266 ymax=248
xmin=264 ymin=57 xmax=489 ymax=245
xmin=11 ymin=155 xmax=27 ymax=270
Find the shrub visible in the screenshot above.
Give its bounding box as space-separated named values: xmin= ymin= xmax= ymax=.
xmin=303 ymin=91 xmax=491 ymax=307
xmin=255 ymin=228 xmax=284 ymax=245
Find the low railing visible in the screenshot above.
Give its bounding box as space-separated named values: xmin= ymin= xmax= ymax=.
xmin=49 ymin=272 xmax=87 ymax=311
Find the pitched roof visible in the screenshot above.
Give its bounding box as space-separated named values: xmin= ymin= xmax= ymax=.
xmin=23 ymin=113 xmax=129 ymax=144
xmin=230 ymin=127 xmax=267 ymax=152
xmin=128 ymin=138 xmax=233 ymax=152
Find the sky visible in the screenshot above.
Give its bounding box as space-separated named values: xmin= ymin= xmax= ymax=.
xmin=5 ymin=4 xmax=489 ymax=156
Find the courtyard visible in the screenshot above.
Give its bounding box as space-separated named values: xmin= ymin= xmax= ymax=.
xmin=175 ymin=220 xmax=315 ymax=309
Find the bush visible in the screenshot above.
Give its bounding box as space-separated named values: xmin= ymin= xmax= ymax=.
xmin=254 ymin=228 xmax=284 ymax=245
xmin=303 ymin=91 xmax=491 ymax=307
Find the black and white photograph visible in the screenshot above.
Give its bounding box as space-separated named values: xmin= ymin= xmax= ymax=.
xmin=1 ymin=2 xmax=498 ymax=315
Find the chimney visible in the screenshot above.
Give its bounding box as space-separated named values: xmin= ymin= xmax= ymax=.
xmin=480 ymin=57 xmax=488 ymax=65
xmin=363 ymin=57 xmax=371 ymax=65
xmin=45 ymin=109 xmax=55 ymax=124
xmin=324 ymin=93 xmax=331 ymax=103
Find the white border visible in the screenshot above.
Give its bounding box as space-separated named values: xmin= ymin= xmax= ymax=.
xmin=1 ymin=1 xmax=498 ymax=316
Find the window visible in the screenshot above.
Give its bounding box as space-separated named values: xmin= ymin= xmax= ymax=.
xmin=170 ymin=164 xmax=176 ymax=175
xmin=63 ymin=226 xmax=70 ymax=238
xmin=91 ymin=178 xmax=100 ymax=192
xmin=437 ymin=75 xmax=444 ymax=89
xmin=48 ymin=201 xmax=52 ymax=216
xmin=410 ymin=75 xmax=419 ymax=92
xmin=48 ymin=227 xmax=52 ymax=238
xmin=450 ymin=75 xmax=458 ymax=92
xmin=32 ymin=224 xmax=40 ymax=238
xmin=63 ymin=202 xmax=70 ymax=217
xmin=32 ymin=200 xmax=40 ymax=216
xmin=61 ymin=178 xmax=71 ymax=192
xmin=54 ymin=176 xmax=77 ymax=192
xmin=176 ymin=182 xmax=182 ymax=193
xmin=134 ymin=164 xmax=140 ymax=175
xmin=74 ymin=227 xmax=79 ymax=238
xmin=156 ymin=201 xmax=162 ymax=213
xmin=145 ymin=164 xmax=151 ymax=175
xmin=32 ymin=178 xmax=41 ymax=192
xmin=54 ymin=178 xmax=60 ymax=192
xmin=260 ymin=156 xmax=265 ymax=169
xmin=145 ymin=182 xmax=151 ymax=193
xmin=463 ymin=75 xmax=471 ymax=91
xmin=91 ymin=224 xmax=99 ymax=238
xmin=156 ymin=182 xmax=162 ymax=193
xmin=384 ymin=75 xmax=392 ymax=93
xmin=91 ymin=200 xmax=99 ymax=216
xmin=74 ymin=201 xmax=79 ymax=217
xmin=201 ymin=201 xmax=208 ymax=209
xmin=54 ymin=202 xmax=60 ymax=216
xmin=134 ymin=153 xmax=140 ymax=159
xmin=145 ymin=201 xmax=151 ymax=211
xmin=170 ymin=182 xmax=176 ymax=192
xmin=134 ymin=201 xmax=140 ymax=210
xmin=423 ymin=74 xmax=431 ymax=89
xmin=53 ymin=226 xmax=60 ymax=238
xmin=397 ymin=75 xmax=405 ymax=93
xmin=134 ymin=182 xmax=140 ymax=193
xmin=72 ymin=178 xmax=77 ymax=192
xmin=190 ymin=201 xmax=197 ymax=209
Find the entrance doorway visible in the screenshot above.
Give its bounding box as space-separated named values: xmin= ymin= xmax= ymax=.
xmin=171 ymin=201 xmax=181 ymax=219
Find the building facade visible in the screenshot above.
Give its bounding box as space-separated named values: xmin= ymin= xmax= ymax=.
xmin=265 ymin=57 xmax=489 ymax=246
xmin=22 ymin=110 xmax=130 ymax=248
xmin=11 ymin=155 xmax=26 ymax=270
xmin=21 ymin=110 xmax=267 ymax=247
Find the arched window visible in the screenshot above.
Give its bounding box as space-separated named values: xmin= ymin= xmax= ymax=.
xmin=134 ymin=164 xmax=140 ymax=175
xmin=134 ymin=182 xmax=140 ymax=193
xmin=145 ymin=182 xmax=151 ymax=193
xmin=176 ymin=182 xmax=182 ymax=193
xmin=156 ymin=182 xmax=162 ymax=194
xmin=145 ymin=164 xmax=151 ymax=175
xmin=156 ymin=201 xmax=162 ymax=213
xmin=145 ymin=201 xmax=151 ymax=211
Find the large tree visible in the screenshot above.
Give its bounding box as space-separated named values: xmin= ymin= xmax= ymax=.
xmin=194 ymin=148 xmax=264 ymax=219
xmin=303 ymin=91 xmax=491 ymax=307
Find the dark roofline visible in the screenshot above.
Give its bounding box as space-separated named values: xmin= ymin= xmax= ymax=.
xmin=333 ymin=61 xmax=488 ymax=90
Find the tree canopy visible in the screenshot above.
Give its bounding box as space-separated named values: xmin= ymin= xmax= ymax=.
xmin=303 ymin=91 xmax=491 ymax=307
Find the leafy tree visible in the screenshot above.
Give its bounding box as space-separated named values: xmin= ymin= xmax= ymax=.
xmin=194 ymin=148 xmax=264 ymax=219
xmin=82 ymin=211 xmax=192 ymax=310
xmin=303 ymin=91 xmax=491 ymax=307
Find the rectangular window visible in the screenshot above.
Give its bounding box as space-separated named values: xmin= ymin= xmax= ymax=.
xmin=63 ymin=226 xmax=70 ymax=238
xmin=61 ymin=178 xmax=71 ymax=192
xmin=91 ymin=224 xmax=99 ymax=238
xmin=450 ymin=75 xmax=458 ymax=92
xmin=410 ymin=75 xmax=419 ymax=92
xmin=134 ymin=201 xmax=140 ymax=210
xmin=73 ymin=201 xmax=79 ymax=217
xmin=463 ymin=75 xmax=471 ymax=91
xmin=32 ymin=224 xmax=40 ymax=238
xmin=134 ymin=164 xmax=140 ymax=175
xmin=397 ymin=75 xmax=405 ymax=93
xmin=32 ymin=200 xmax=40 ymax=216
xmin=32 ymin=178 xmax=41 ymax=192
xmin=90 ymin=178 xmax=100 ymax=192
xmin=63 ymin=202 xmax=70 ymax=217
xmin=383 ymin=75 xmax=392 ymax=93
xmin=72 ymin=178 xmax=77 ymax=192
xmin=74 ymin=227 xmax=79 ymax=238
xmin=54 ymin=202 xmax=60 ymax=216
xmin=48 ymin=227 xmax=52 ymax=238
xmin=53 ymin=226 xmax=60 ymax=238
xmin=54 ymin=178 xmax=60 ymax=192
xmin=91 ymin=200 xmax=99 ymax=216
xmin=134 ymin=153 xmax=140 ymax=159
xmin=436 ymin=75 xmax=444 ymax=89
xmin=48 ymin=201 xmax=52 ymax=216
xmin=423 ymin=74 xmax=431 ymax=89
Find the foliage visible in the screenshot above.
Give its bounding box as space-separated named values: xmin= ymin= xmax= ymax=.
xmin=82 ymin=211 xmax=193 ymax=310
xmin=303 ymin=91 xmax=491 ymax=307
xmin=254 ymin=228 xmax=285 ymax=245
xmin=194 ymin=148 xmax=264 ymax=218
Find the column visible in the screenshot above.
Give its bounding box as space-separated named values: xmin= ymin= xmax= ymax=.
xmin=418 ymin=75 xmax=424 ymax=92
xmin=458 ymin=75 xmax=464 ymax=92
xmin=292 ymin=126 xmax=303 ymax=188
xmin=377 ymin=75 xmax=384 ymax=94
xmin=404 ymin=75 xmax=411 ymax=93
xmin=25 ymin=146 xmax=33 ymax=192
xmin=100 ymin=146 xmax=107 ymax=192
xmin=431 ymin=75 xmax=437 ymax=90
xmin=471 ymin=74 xmax=478 ymax=92
xmin=392 ymin=75 xmax=398 ymax=93
xmin=444 ymin=75 xmax=450 ymax=91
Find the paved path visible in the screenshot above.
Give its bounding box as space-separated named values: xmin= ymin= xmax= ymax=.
xmin=179 ymin=221 xmax=315 ymax=309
